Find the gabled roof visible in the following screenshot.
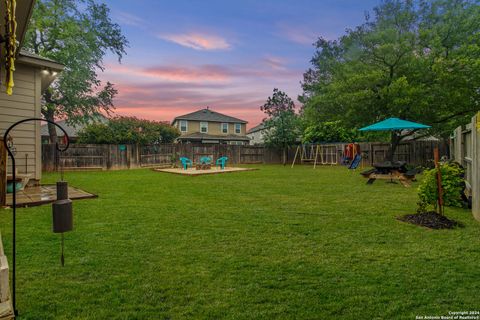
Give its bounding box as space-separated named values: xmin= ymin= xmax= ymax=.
xmin=247 ymin=123 xmax=266 ymax=134
xmin=18 ymin=50 xmax=64 ymax=70
xmin=173 ymin=108 xmax=247 ymax=124
xmin=17 ymin=50 xmax=64 ymax=91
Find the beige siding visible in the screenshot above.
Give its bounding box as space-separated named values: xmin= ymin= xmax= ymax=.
xmin=176 ymin=120 xmax=247 ymax=136
xmin=0 ymin=64 xmax=42 ymax=181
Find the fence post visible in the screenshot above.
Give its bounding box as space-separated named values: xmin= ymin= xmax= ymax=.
xmin=472 ymin=113 xmax=480 ymax=221
xmin=0 ymin=138 xmax=6 ymax=206
xmin=454 ymin=126 xmax=463 ymax=164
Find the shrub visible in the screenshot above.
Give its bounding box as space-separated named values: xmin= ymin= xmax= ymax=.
xmin=77 ymin=116 xmax=180 ymax=144
xmin=417 ymin=162 xmax=465 ymax=212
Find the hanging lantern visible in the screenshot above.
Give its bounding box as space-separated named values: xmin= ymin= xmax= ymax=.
xmin=52 ymin=181 xmax=73 ymax=266
xmin=52 ymin=181 xmax=73 ymax=233
xmin=52 ymin=199 xmax=73 ymax=233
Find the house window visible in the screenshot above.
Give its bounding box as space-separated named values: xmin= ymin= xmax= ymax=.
xmin=221 ymin=123 xmax=228 ymax=133
xmin=235 ymin=123 xmax=241 ymax=134
xmin=180 ymin=120 xmax=188 ymax=132
xmin=200 ymin=122 xmax=208 ymax=133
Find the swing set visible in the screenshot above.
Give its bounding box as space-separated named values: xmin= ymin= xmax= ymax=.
xmin=291 ymin=144 xmax=338 ymax=168
xmin=291 ymin=143 xmax=361 ymax=169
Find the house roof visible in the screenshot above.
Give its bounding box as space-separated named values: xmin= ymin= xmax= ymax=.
xmin=173 ymin=108 xmax=247 ymax=124
xmin=18 ymin=50 xmax=64 ymax=71
xmin=17 ymin=50 xmax=64 ymax=92
xmin=0 ymin=0 xmax=36 ymax=55
xmin=41 ymin=116 xmax=108 ymax=138
xmin=247 ymin=123 xmax=266 ymax=134
xmin=177 ymin=132 xmax=250 ymax=141
xmin=41 ymin=120 xmax=84 ymax=138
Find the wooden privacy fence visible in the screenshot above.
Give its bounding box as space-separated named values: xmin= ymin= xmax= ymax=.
xmin=42 ymin=140 xmax=448 ymax=172
xmin=287 ymin=141 xmax=448 ymax=168
xmin=42 ymin=143 xmax=271 ymax=171
xmin=451 ymin=112 xmax=480 ymax=222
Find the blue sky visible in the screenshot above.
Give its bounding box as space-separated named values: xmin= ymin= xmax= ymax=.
xmin=100 ymin=0 xmax=380 ymax=126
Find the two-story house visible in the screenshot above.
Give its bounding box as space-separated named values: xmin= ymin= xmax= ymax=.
xmin=172 ymin=108 xmax=250 ymax=145
xmin=247 ymin=122 xmax=268 ymax=145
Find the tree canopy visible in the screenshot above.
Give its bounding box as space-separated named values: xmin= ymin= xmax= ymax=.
xmin=24 ymin=0 xmax=128 ymax=142
xmin=261 ymin=88 xmax=299 ymax=164
xmin=77 ymin=117 xmax=180 ymax=145
xmin=300 ymin=0 xmax=480 ymax=155
xmin=302 ymin=121 xmax=358 ymax=144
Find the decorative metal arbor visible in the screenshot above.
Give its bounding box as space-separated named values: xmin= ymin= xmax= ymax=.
xmin=3 ymin=118 xmax=72 ymax=316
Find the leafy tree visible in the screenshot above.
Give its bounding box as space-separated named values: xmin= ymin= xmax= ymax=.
xmin=302 ymin=121 xmax=358 ymax=143
xmin=261 ymin=88 xmax=299 ymax=165
xmin=301 ymin=0 xmax=480 ymax=160
xmin=77 ymin=117 xmax=181 ymax=144
xmin=24 ymin=0 xmax=128 ymax=142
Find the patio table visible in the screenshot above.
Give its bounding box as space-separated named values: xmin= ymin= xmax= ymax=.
xmin=361 ymin=161 xmax=416 ymax=187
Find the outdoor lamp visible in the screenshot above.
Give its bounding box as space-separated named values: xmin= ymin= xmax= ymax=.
xmin=52 ymin=181 xmax=73 ymax=233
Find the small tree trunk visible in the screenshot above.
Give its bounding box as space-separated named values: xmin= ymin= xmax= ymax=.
xmin=282 ymin=147 xmax=287 ymax=166
xmin=387 ymin=132 xmax=402 ymax=162
xmin=44 ymin=108 xmax=58 ymax=144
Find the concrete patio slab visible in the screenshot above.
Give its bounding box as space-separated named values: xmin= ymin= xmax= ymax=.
xmin=153 ymin=167 xmax=257 ymax=176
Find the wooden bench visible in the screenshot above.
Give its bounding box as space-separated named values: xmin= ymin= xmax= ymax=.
xmin=361 ymin=169 xmax=415 ymax=187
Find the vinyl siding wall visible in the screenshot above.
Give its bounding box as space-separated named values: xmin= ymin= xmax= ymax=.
xmin=175 ymin=120 xmax=247 ymax=136
xmin=0 ymin=63 xmax=42 ymax=181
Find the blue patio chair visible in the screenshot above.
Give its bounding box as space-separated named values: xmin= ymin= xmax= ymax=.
xmin=200 ymin=156 xmax=212 ymax=165
xmin=179 ymin=157 xmax=193 ymax=170
xmin=216 ymin=156 xmax=228 ymax=170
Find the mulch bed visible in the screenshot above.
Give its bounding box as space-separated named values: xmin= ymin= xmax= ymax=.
xmin=398 ymin=211 xmax=464 ymax=229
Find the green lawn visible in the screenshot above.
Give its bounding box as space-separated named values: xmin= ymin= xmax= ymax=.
xmin=1 ymin=165 xmax=479 ymax=319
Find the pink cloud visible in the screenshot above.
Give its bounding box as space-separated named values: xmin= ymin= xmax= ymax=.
xmin=107 ymin=81 xmax=297 ymax=128
xmin=104 ymin=63 xmax=302 ymax=85
xmin=263 ymin=56 xmax=288 ymax=70
xmin=144 ymin=65 xmax=231 ymax=82
xmin=278 ymin=24 xmax=317 ymax=45
xmin=158 ymin=32 xmax=231 ymax=50
xmin=105 ymin=64 xmax=232 ymax=83
xmin=100 ymin=61 xmax=304 ymax=128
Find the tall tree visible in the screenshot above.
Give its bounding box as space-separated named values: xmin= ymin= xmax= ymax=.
xmin=24 ymin=0 xmax=128 ymax=142
xmin=301 ymin=0 xmax=480 ymax=160
xmin=261 ymin=88 xmax=299 ymax=165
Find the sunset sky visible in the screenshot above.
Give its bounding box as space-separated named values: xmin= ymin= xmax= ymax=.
xmin=101 ymin=0 xmax=380 ymax=128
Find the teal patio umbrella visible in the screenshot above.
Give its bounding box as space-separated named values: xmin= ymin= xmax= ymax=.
xmin=359 ymin=117 xmax=431 ymax=132
xmin=359 ymin=117 xmax=431 ymax=161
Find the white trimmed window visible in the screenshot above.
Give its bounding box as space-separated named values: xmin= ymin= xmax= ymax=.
xmin=221 ymin=123 xmax=229 ymax=133
xmin=235 ymin=123 xmax=241 ymax=134
xmin=200 ymin=122 xmax=208 ymax=133
xmin=180 ymin=120 xmax=188 ymax=132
